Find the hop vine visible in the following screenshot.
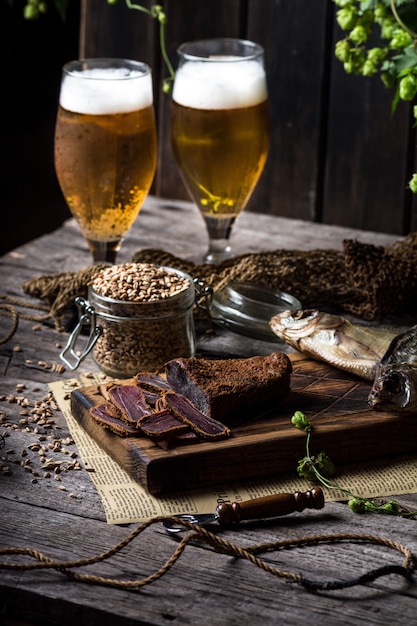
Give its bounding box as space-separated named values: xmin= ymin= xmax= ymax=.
xmin=291 ymin=410 xmax=417 ymax=518
xmin=332 ymin=0 xmax=417 ymax=108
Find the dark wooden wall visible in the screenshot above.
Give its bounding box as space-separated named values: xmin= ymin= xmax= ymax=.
xmin=3 ymin=0 xmax=416 ymax=257
xmin=80 ymin=0 xmax=417 ymax=236
xmin=2 ymin=0 xmax=80 ymax=257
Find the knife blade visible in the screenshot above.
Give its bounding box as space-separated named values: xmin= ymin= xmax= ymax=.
xmin=163 ymin=487 xmax=324 ymax=532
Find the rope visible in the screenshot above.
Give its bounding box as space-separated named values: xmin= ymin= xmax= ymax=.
xmin=0 ymin=295 xmax=52 ymax=345
xmin=0 ymin=304 xmax=19 ymax=344
xmin=0 ymin=516 xmax=414 ymax=592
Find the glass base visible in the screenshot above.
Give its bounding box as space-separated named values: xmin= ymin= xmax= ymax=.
xmin=87 ymin=239 xmax=122 ymax=265
xmin=203 ymin=215 xmax=236 ymax=264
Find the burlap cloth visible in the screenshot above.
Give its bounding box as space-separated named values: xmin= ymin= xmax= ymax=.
xmin=21 ymin=233 xmax=417 ymax=331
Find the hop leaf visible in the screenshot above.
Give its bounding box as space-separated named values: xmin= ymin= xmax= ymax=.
xmin=314 ymin=451 xmax=336 ymax=478
xmin=296 ymin=456 xmax=317 ymax=481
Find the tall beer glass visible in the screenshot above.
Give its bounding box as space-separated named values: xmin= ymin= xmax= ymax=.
xmin=171 ymin=39 xmax=269 ymax=264
xmin=55 ymin=59 xmax=157 ymax=264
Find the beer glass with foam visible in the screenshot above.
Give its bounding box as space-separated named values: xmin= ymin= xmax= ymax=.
xmin=55 ymin=59 xmax=157 ymax=263
xmin=171 ymin=39 xmax=269 ymax=264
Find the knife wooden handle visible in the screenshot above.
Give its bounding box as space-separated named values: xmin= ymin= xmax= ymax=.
xmin=215 ymin=487 xmax=324 ymax=526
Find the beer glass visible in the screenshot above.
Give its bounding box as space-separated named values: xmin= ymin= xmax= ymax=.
xmin=171 ymin=39 xmax=269 ymax=264
xmin=54 ymin=59 xmax=157 ymax=264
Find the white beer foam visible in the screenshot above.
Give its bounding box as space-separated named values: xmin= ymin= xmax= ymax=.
xmin=172 ymin=59 xmax=267 ymax=109
xmin=60 ymin=67 xmax=153 ymax=114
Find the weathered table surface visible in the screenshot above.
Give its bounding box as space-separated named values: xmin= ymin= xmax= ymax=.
xmin=0 ymin=196 xmax=416 ymax=626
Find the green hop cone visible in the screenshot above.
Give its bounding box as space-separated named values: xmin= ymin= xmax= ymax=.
xmin=348 ymin=497 xmax=367 ymax=513
xmin=335 ymin=39 xmax=351 ymax=63
xmin=349 ymin=24 xmax=369 ymax=45
xmin=24 ymin=3 xmax=40 ymax=19
xmin=390 ymin=30 xmax=412 ymax=49
xmin=367 ymin=47 xmax=386 ymax=64
xmin=399 ymin=74 xmax=417 ymax=101
xmin=409 ymin=173 xmax=417 ymax=193
xmin=362 ymin=60 xmax=378 ymax=77
xmin=291 ymin=411 xmax=311 ymax=431
xmin=379 ymin=500 xmax=399 ymax=514
xmin=374 ymin=3 xmax=388 ymax=21
xmin=336 ymin=7 xmax=358 ymax=31
xmin=380 ymin=17 xmax=397 ymax=40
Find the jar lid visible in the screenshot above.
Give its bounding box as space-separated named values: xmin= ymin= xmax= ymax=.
xmin=209 ymin=280 xmax=301 ymax=342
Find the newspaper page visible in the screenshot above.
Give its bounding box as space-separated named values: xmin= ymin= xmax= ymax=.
xmin=49 ymin=374 xmax=417 ymax=525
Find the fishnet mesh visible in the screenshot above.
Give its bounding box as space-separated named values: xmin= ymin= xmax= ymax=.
xmin=21 ymin=233 xmax=417 ymax=330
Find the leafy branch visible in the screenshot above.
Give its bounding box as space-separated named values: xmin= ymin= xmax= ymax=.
xmin=116 ymin=0 xmax=175 ymax=92
xmin=16 ymin=0 xmax=175 ymax=91
xmin=332 ymin=0 xmax=417 ymax=192
xmin=291 ymin=410 xmax=417 ymax=518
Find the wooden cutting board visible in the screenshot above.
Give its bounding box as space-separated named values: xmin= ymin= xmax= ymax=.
xmin=70 ymin=355 xmax=417 ymax=494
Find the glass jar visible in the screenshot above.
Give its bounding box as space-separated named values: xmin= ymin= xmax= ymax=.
xmin=209 ymin=280 xmax=301 ymax=342
xmin=60 ymin=267 xmax=208 ymax=378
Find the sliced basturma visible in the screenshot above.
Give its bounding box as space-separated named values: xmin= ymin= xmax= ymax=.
xmin=90 ymin=403 xmax=139 ymax=437
xmin=134 ymin=372 xmax=172 ymax=392
xmin=165 ymin=352 xmax=292 ymax=422
xmin=137 ymin=408 xmax=192 ymax=439
xmin=107 ymin=384 xmax=151 ymax=424
xmin=162 ymin=391 xmax=230 ymax=440
xmin=134 ymin=372 xmax=173 ymax=406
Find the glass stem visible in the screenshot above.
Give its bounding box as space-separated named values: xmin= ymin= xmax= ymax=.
xmin=203 ymin=215 xmax=236 ymax=264
xmin=87 ymin=239 xmax=122 ymax=265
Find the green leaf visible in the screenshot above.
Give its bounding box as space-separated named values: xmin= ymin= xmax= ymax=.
xmin=54 ymin=0 xmax=70 ymax=21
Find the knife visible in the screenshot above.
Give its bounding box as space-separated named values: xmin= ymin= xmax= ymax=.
xmin=163 ymin=487 xmax=324 ymax=532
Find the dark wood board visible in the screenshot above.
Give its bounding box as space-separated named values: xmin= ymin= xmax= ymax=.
xmin=70 ymin=356 xmax=417 ymax=495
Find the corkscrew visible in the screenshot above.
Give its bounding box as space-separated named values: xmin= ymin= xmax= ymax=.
xmin=162 ymin=487 xmax=324 ymax=533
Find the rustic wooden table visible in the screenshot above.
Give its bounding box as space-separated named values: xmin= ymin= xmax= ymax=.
xmin=0 ymin=196 xmax=416 ymax=625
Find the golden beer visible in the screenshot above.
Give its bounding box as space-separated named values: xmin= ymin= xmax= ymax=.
xmin=54 ymin=59 xmax=157 ymax=262
xmin=170 ymin=40 xmax=269 ymax=263
xmin=55 ymin=105 xmax=156 ymax=241
xmin=171 ymin=99 xmax=269 ymax=218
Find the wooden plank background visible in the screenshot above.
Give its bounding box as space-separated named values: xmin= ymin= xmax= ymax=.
xmin=3 ymin=0 xmax=416 ymax=256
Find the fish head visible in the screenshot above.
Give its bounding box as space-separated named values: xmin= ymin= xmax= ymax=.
xmin=269 ymin=309 xmax=343 ymax=351
xmin=368 ymin=364 xmax=417 ymax=413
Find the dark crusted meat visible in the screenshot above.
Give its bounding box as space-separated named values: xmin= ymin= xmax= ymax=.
xmin=165 ymin=352 xmax=292 ymax=422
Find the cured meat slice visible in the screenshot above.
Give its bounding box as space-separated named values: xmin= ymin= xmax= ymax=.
xmin=90 ymin=404 xmax=139 ymax=437
xmin=138 ymin=409 xmax=191 ymax=439
xmin=165 ymin=352 xmax=292 ymax=422
xmin=162 ymin=392 xmax=230 ymax=440
xmin=107 ymin=384 xmax=151 ymax=424
xmin=134 ymin=372 xmax=172 ymax=392
xmin=134 ymin=372 xmax=173 ymax=406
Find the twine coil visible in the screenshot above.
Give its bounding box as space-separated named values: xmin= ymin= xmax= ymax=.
xmin=0 ymin=516 xmax=414 ymax=592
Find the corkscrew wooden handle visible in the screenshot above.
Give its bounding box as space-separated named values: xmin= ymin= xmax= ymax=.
xmin=215 ymin=487 xmax=324 ymax=526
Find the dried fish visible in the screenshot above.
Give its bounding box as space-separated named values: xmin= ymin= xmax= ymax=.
xmin=368 ymin=325 xmax=417 ymax=413
xmin=270 ymin=309 xmax=397 ymax=381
